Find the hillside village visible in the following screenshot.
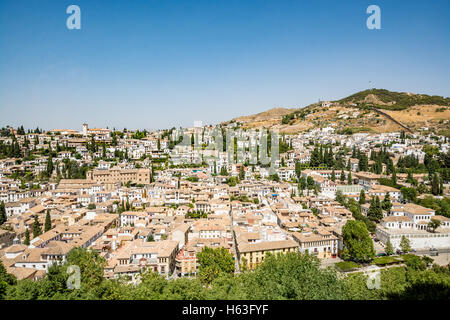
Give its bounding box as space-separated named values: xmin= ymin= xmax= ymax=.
xmin=0 ymin=105 xmax=449 ymax=284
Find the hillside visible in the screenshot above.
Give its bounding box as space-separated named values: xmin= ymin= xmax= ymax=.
xmin=226 ymin=107 xmax=296 ymax=129
xmin=225 ymin=89 xmax=450 ymax=134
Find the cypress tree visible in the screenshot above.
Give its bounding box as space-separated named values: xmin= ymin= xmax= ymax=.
xmin=102 ymin=143 xmax=106 ymax=159
xmin=431 ymin=173 xmax=440 ymax=195
xmin=44 ymin=210 xmax=52 ymax=232
xmin=359 ymin=189 xmax=366 ymax=205
xmin=382 ymin=192 xmax=392 ymax=212
xmin=32 ymin=215 xmax=42 ymax=238
xmin=375 ymin=196 xmax=383 ymax=221
xmin=328 ymin=147 xmax=334 ymax=167
xmin=385 ymin=240 xmax=394 ymax=256
xmin=319 ymin=145 xmax=323 ymax=165
xmin=24 ymin=228 xmax=30 ymax=245
xmin=0 ymin=201 xmax=6 ymax=225
xmin=368 ymin=197 xmax=383 ymax=222
xmin=323 ymin=148 xmax=328 ymax=166
xmin=46 ymin=154 xmax=53 ymax=177
xmin=392 ymin=167 xmax=397 ymax=186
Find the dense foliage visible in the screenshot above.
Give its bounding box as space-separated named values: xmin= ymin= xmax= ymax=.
xmin=1 ymin=247 xmax=449 ymax=300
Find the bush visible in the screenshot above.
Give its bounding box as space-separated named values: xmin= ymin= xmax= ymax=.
xmin=372 ymin=256 xmax=402 ymax=266
xmin=335 ymin=261 xmax=360 ymax=271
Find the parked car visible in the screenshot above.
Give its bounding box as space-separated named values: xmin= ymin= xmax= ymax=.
xmin=430 ymin=248 xmax=439 ymax=256
xmin=411 ymin=249 xmax=416 ymax=253
xmin=396 ymin=249 xmax=403 ymax=255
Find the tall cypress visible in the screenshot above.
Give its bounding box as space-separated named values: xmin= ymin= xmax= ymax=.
xmin=24 ymin=228 xmax=30 ymax=245
xmin=32 ymin=215 xmax=42 ymax=238
xmin=431 ymin=173 xmax=440 ymax=195
xmin=0 ymin=201 xmax=7 ymax=225
xmin=359 ymin=189 xmax=366 ymax=205
xmin=44 ymin=210 xmax=52 ymax=232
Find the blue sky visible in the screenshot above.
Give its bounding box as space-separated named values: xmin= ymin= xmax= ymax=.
xmin=0 ymin=0 xmax=449 ymax=131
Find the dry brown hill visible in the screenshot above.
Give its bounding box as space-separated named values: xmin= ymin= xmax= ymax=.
xmin=223 ymin=89 xmax=450 ymax=135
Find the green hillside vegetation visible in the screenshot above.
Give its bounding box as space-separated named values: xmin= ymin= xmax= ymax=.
xmin=338 ymin=88 xmax=450 ymax=111
xmin=337 ymin=127 xmax=374 ymax=135
xmin=1 ymin=247 xmax=449 ymax=300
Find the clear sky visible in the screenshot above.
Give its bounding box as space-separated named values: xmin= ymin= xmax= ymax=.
xmin=0 ymin=0 xmax=449 ymax=131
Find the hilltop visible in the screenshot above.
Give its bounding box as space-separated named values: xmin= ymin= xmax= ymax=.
xmin=225 ymin=89 xmax=450 ymax=135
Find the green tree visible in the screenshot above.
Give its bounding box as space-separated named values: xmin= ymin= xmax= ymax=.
xmin=102 ymin=143 xmax=106 ymax=159
xmin=400 ymin=236 xmax=411 ymax=253
xmin=335 ymin=190 xmax=346 ymax=205
xmin=367 ymin=196 xmax=383 ymax=222
xmin=307 ymin=176 xmax=314 ymax=189
xmin=392 ymin=168 xmax=397 ymax=186
xmin=269 ymin=173 xmax=280 ymax=182
xmin=340 ymin=169 xmax=345 ymax=183
xmin=428 ymin=219 xmax=441 ymax=233
xmin=359 ymin=189 xmax=366 ymax=205
xmin=197 ymin=247 xmax=234 ymax=284
xmin=32 ymin=215 xmax=42 ymax=238
xmin=243 ymin=252 xmax=349 ymax=300
xmin=382 ymin=192 xmax=392 ymax=212
xmin=239 ymin=166 xmax=245 ymax=181
xmin=0 ymin=201 xmax=6 ymax=225
xmin=46 ymin=154 xmax=54 ymax=177
xmin=331 ymin=169 xmax=336 ymax=182
xmin=299 ymin=176 xmax=307 ymax=190
xmin=0 ymin=260 xmax=17 ymax=299
xmin=401 ymin=187 xmax=417 ymax=203
xmin=66 ymin=247 xmax=106 ymax=291
xmin=431 ymin=173 xmax=441 ymax=196
xmin=341 ymin=220 xmax=375 ymax=263
xmin=24 ymin=228 xmax=30 ymax=246
xmin=385 ymin=240 xmax=394 ymax=256
xmin=220 ymin=166 xmax=228 ymax=176
xmin=44 ymin=210 xmax=52 ymax=232
xmin=111 ymin=132 xmax=118 ymax=146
